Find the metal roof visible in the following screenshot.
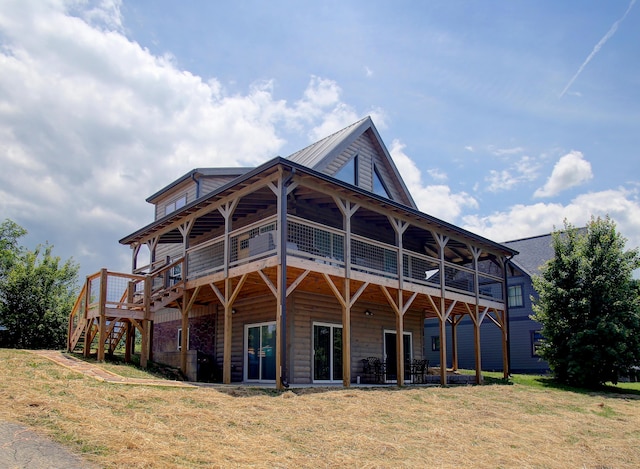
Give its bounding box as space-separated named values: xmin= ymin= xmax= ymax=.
xmin=146 ymin=167 xmax=253 ymax=203
xmin=504 ymin=233 xmax=555 ymax=277
xmin=286 ymin=116 xmax=371 ymax=168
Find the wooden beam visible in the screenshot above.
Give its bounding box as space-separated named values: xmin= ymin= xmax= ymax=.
xmin=97 ymin=269 xmax=108 ymax=362
xmin=286 ymin=270 xmax=310 ymax=297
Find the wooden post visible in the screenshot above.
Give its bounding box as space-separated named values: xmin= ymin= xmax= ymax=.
xmin=139 ymin=275 xmax=152 ymax=368
xmin=451 ymin=316 xmax=458 ymax=371
xmin=97 ymin=269 xmax=108 ymax=362
xmin=180 ymin=290 xmax=191 ymax=375
xmin=342 ymin=278 xmax=351 ymax=387
xmin=222 ymin=278 xmax=232 ymax=384
xmin=333 ymin=197 xmax=360 ymax=388
xmin=396 ymin=298 xmax=405 ymax=386
xmin=124 ymin=321 xmax=132 ymax=363
xmin=140 ymin=319 xmax=149 ymax=368
xmin=471 ymin=247 xmax=483 ymax=385
xmin=436 ymin=234 xmax=449 ymax=386
xmin=473 ymin=311 xmax=483 ymax=385
xmin=275 ymin=264 xmax=284 ymax=390
xmin=501 ymin=310 xmax=509 ymax=379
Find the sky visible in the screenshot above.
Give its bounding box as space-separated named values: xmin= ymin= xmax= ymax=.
xmin=1 ymin=0 xmax=639 ymax=282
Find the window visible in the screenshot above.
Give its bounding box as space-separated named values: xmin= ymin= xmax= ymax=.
xmin=335 ymin=155 xmax=358 ymax=186
xmin=531 ymin=330 xmax=544 ymax=357
xmin=508 ymin=284 xmax=524 ymax=308
xmin=165 ymin=194 xmax=187 ymax=216
xmin=373 ymin=165 xmax=391 ymax=199
xmin=177 ymin=327 xmax=189 ymax=351
xmin=431 ymin=336 xmax=440 ymax=352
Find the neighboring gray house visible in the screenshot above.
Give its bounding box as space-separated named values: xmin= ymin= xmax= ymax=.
xmin=425 ymin=233 xmax=555 ymax=374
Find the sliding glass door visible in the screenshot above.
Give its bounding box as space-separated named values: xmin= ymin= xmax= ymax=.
xmin=245 ymin=322 xmax=276 ymax=382
xmin=313 ymin=323 xmax=343 ymax=383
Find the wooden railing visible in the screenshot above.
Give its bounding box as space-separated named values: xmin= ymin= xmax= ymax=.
xmin=182 ymin=215 xmax=505 ymax=303
xmin=67 ymin=258 xmax=187 ymax=353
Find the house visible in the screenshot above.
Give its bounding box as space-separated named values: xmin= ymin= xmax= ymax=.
xmin=424 ymin=233 xmax=554 ymax=374
xmin=67 ymin=116 xmax=517 ymax=388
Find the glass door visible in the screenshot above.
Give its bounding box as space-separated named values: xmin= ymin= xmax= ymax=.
xmin=383 ymin=330 xmax=412 ymax=382
xmin=245 ymin=322 xmax=276 ymax=382
xmin=313 ymin=323 xmax=343 ymax=383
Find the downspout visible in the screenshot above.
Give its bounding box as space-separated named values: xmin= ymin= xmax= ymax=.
xmin=191 ymin=172 xmax=201 ymax=199
xmin=279 ymin=167 xmax=295 ymax=388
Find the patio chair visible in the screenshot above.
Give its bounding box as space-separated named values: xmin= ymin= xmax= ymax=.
xmin=410 ymin=359 xmax=429 ymax=383
xmin=362 ymin=357 xmax=384 ymax=383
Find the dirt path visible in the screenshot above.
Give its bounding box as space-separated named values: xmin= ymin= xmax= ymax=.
xmin=31 ymin=350 xmax=193 ymax=387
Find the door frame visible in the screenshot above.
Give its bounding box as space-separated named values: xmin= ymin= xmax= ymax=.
xmin=312 ymin=322 xmax=343 ymax=384
xmin=383 ymin=329 xmax=413 ymax=383
xmin=244 ymin=321 xmax=277 ymax=383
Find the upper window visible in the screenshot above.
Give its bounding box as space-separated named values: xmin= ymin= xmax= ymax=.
xmin=335 ymin=156 xmax=358 ymax=186
xmin=373 ymin=165 xmax=391 ymax=199
xmin=508 ymin=284 xmax=524 ymax=308
xmin=165 ymin=194 xmax=187 ymax=216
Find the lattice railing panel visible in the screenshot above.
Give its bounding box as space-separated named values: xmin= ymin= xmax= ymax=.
xmin=351 ymin=237 xmax=398 ymax=278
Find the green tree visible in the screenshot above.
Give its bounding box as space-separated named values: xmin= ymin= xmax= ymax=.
xmin=0 ymin=219 xmax=79 ymax=349
xmin=0 ymin=219 xmax=27 ymax=280
xmin=532 ymin=217 xmax=640 ymax=387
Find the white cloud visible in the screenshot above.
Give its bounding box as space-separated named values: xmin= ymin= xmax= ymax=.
xmin=427 ymin=168 xmax=448 ymax=182
xmin=462 ymin=187 xmax=640 ymax=249
xmin=534 ymin=150 xmax=593 ymax=198
xmin=489 ymin=146 xmax=525 ymax=157
xmin=390 ymin=140 xmax=478 ymax=222
xmin=485 ymin=155 xmax=540 ymax=193
xmin=0 ymin=1 xmax=372 ymax=277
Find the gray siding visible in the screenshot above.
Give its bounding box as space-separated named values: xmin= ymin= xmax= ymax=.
xmin=153 ymin=180 xmax=197 ymax=220
xmin=423 ymin=272 xmax=549 ymax=374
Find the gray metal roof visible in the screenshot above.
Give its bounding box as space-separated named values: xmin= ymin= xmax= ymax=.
xmin=286 ymin=116 xmax=371 ymax=168
xmin=146 ymin=167 xmax=253 ymax=202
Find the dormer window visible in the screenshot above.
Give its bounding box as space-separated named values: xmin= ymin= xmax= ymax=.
xmin=373 ymin=165 xmax=391 ymax=199
xmin=165 ymin=194 xmax=187 ymax=216
xmin=335 ymin=155 xmax=358 ymax=186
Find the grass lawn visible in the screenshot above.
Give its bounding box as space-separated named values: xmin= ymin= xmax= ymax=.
xmin=1 ymin=349 xmax=639 ymax=468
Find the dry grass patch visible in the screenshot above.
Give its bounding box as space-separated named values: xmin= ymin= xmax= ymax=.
xmin=1 ymin=349 xmax=639 ymax=468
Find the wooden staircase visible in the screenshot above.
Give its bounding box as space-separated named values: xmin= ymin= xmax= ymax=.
xmin=67 ymin=258 xmax=185 ymax=366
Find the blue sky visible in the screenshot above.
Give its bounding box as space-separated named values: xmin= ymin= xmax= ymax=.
xmin=0 ymin=0 xmax=639 ymax=281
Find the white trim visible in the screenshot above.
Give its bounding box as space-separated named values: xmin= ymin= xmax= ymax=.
xmin=312 ymin=322 xmax=343 ymax=384
xmin=177 ymin=327 xmax=189 ymax=351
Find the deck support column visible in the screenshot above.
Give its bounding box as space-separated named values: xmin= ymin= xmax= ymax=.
xmin=471 ymin=247 xmax=483 ymax=385
xmin=500 ymin=310 xmax=509 ymax=379
xmin=124 ymin=321 xmax=133 ymax=363
xmin=451 ymin=315 xmax=459 ymax=371
xmin=436 ymin=234 xmax=449 ymax=386
xmin=97 ymin=269 xmax=108 ymax=362
xmin=389 ymin=217 xmax=409 ymax=386
xmin=342 ymin=279 xmax=351 ymax=387
xmin=333 ymin=197 xmax=360 ymax=387
xmin=222 ymin=278 xmax=233 ymax=384
xmin=139 ymin=275 xmax=152 ymax=369
xmin=82 ymin=276 xmax=92 ymax=358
